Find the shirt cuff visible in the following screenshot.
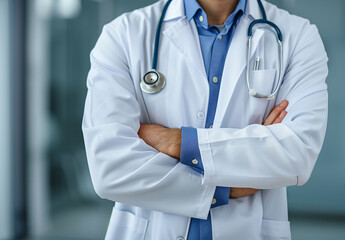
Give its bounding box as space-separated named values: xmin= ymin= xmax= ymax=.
xmin=180 ymin=127 xmax=204 ymax=173
xmin=211 ymin=186 xmax=230 ymax=208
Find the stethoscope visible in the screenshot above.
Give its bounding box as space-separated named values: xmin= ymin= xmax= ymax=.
xmin=140 ymin=0 xmax=172 ymax=94
xmin=140 ymin=0 xmax=283 ymax=100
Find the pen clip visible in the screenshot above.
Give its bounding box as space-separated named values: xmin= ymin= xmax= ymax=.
xmin=253 ymin=57 xmax=260 ymax=71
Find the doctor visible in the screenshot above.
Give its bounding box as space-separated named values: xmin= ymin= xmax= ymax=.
xmin=82 ymin=0 xmax=328 ymax=239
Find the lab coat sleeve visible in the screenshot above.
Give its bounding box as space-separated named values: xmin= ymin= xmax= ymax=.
xmin=180 ymin=127 xmax=231 ymax=208
xmin=82 ymin=24 xmax=215 ymax=220
xmin=197 ymin=23 xmax=328 ymax=189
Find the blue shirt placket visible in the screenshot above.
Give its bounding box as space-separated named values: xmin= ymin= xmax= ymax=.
xmin=181 ymin=0 xmax=247 ymax=239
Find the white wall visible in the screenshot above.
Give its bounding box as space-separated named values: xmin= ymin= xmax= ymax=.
xmin=0 ymin=0 xmax=13 ymax=238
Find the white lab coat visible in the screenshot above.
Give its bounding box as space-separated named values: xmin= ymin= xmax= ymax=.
xmin=82 ymin=0 xmax=328 ymax=239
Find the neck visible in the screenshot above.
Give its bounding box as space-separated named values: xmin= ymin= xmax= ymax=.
xmin=197 ymin=0 xmax=240 ymax=25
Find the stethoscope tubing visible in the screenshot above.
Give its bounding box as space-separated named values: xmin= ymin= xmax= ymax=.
xmin=152 ymin=0 xmax=173 ymax=70
xmin=246 ymin=0 xmax=284 ymax=100
xmin=246 ymin=35 xmax=283 ymax=99
xmin=141 ymin=0 xmax=284 ymax=101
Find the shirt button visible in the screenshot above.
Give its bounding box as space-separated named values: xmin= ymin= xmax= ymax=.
xmin=218 ymin=35 xmax=222 ymax=40
xmin=177 ymin=237 xmax=185 ymax=240
xmin=197 ymin=111 xmax=205 ymax=119
xmin=199 ymin=15 xmax=204 ymax=22
xmin=192 ymin=159 xmax=199 ymax=165
xmin=212 ymin=198 xmax=217 ymax=205
xmin=212 ymin=76 xmax=219 ymax=83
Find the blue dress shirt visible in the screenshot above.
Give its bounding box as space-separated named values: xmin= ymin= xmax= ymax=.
xmin=180 ymin=0 xmax=247 ymax=239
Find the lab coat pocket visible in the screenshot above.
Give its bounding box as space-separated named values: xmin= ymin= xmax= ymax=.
xmin=246 ymin=69 xmax=277 ymax=124
xmin=250 ymin=69 xmax=277 ymax=96
xmin=105 ymin=207 xmax=148 ymax=240
xmin=261 ymin=219 xmax=291 ymax=240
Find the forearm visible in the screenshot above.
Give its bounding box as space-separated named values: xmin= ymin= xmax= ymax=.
xmin=138 ymin=124 xmax=181 ymax=159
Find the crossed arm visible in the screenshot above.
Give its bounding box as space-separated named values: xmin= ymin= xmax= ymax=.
xmin=138 ymin=100 xmax=289 ymax=199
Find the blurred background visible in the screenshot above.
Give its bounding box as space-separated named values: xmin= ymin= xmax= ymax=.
xmin=1 ymin=0 xmax=344 ymax=239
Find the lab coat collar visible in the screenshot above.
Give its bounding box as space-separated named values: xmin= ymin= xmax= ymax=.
xmin=163 ymin=0 xmax=185 ymax=21
xmin=163 ymin=0 xmax=261 ymax=22
xmin=245 ymin=0 xmax=263 ymax=21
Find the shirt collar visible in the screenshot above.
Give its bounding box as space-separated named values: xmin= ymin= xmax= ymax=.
xmin=184 ymin=0 xmax=202 ymax=21
xmin=184 ymin=0 xmax=247 ymax=28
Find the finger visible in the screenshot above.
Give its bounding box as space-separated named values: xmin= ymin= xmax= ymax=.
xmin=264 ymin=100 xmax=288 ymax=126
xmin=263 ymin=100 xmax=288 ymax=126
xmin=273 ymin=110 xmax=287 ymax=124
xmin=230 ymin=188 xmax=259 ymax=199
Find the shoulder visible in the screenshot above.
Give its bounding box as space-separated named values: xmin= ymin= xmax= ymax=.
xmin=105 ymin=0 xmax=166 ymax=36
xmin=91 ymin=1 xmax=166 ymax=66
xmin=263 ymin=1 xmax=319 ymax=45
xmin=262 ymin=1 xmax=327 ymax=61
xmin=262 ymin=0 xmax=316 ymax=37
xmin=261 ymin=1 xmax=328 ymax=101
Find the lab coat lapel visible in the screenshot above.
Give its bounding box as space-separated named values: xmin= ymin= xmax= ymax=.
xmin=162 ymin=18 xmax=207 ymax=79
xmin=162 ymin=0 xmax=207 ymax=79
xmin=214 ymin=16 xmax=264 ymax=125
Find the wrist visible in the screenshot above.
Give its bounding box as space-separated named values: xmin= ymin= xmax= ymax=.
xmin=167 ymin=128 xmax=181 ymax=159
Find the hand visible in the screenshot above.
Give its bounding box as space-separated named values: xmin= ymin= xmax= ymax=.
xmin=263 ymin=99 xmax=288 ymax=126
xmin=230 ymin=187 xmax=259 ymax=199
xmin=138 ymin=124 xmax=181 ymax=159
xmin=230 ymin=99 xmax=289 ymax=199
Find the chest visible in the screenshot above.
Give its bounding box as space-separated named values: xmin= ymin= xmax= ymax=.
xmin=129 ymin=17 xmax=284 ymax=129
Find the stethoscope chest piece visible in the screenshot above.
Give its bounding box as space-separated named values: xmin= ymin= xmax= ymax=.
xmin=141 ymin=70 xmax=166 ymax=94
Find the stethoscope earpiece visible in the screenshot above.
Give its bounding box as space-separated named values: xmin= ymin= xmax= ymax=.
xmin=141 ymin=70 xmax=166 ymax=94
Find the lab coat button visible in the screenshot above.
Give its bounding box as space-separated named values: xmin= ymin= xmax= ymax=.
xmin=212 ymin=76 xmax=218 ymax=83
xmin=192 ymin=159 xmax=199 ymax=165
xmin=197 ymin=112 xmax=205 ymax=119
xmin=209 ymin=125 xmax=213 ymax=128
xmin=199 ymin=15 xmax=204 ymax=22
xmin=177 ymin=237 xmax=184 ymax=240
xmin=212 ymin=198 xmax=217 ymax=205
